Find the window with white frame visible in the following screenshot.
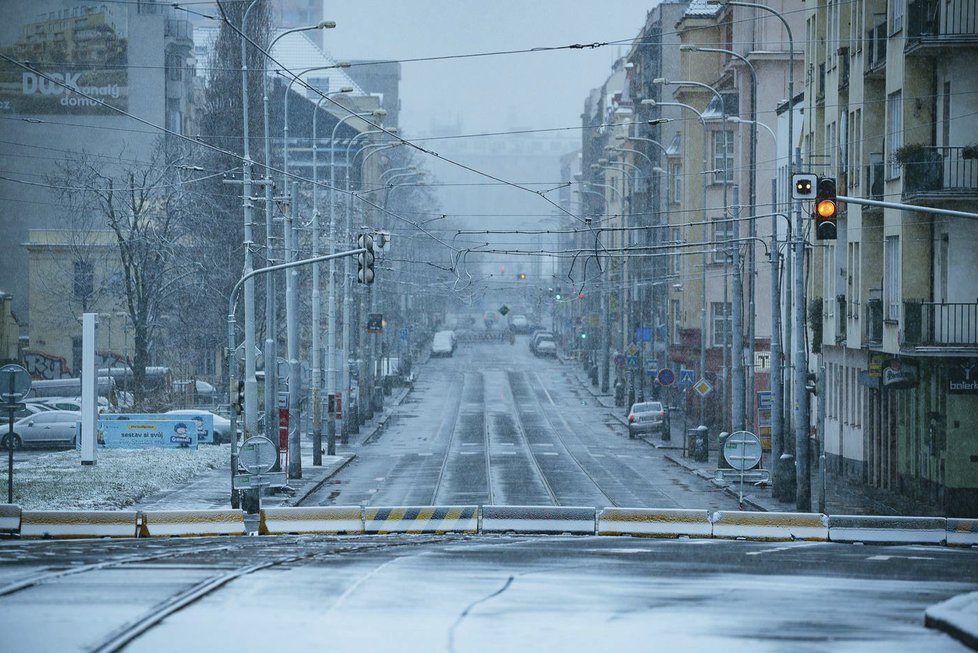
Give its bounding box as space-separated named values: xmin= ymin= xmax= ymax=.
xmin=712 ymin=130 xmax=734 ymax=183
xmin=671 ymin=299 xmax=682 ymax=345
xmin=670 ymin=227 xmax=681 ymax=275
xmin=670 ymin=162 xmax=682 ymax=205
xmin=711 ymin=302 xmax=731 ymax=347
xmin=887 ymin=91 xmax=902 ymax=178
xmin=884 ymin=235 xmax=900 ymax=320
xmin=889 ymin=0 xmax=904 ymax=34
xmin=712 ymin=217 xmax=733 ymax=264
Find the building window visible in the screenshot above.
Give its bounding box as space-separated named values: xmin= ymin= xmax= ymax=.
xmin=712 ymin=217 xmax=733 ymax=264
xmin=711 ymin=302 xmax=731 ymax=348
xmin=670 ymin=162 xmax=682 ymax=205
xmin=73 ymin=260 xmax=94 ymax=301
xmin=884 ymin=235 xmax=900 ymax=321
xmin=712 ymin=130 xmax=734 ymax=183
xmin=886 ymin=91 xmax=902 ymax=178
xmin=166 ymin=52 xmax=183 ymax=82
xmin=671 ymin=299 xmax=682 ymax=345
xmin=670 ymin=227 xmax=681 ymax=275
xmin=889 ymin=0 xmax=904 ymax=34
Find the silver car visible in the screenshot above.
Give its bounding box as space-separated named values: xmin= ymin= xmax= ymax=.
xmin=627 ymin=401 xmax=667 ymax=438
xmin=3 ymin=410 xmax=81 ymax=449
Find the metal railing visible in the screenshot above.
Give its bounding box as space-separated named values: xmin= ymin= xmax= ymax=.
xmin=866 ymin=298 xmax=884 ymax=345
xmin=904 ymin=301 xmax=978 ymax=347
xmin=903 ymin=146 xmax=978 ymax=198
xmin=908 ymin=0 xmax=978 ymax=43
xmin=867 ymin=152 xmax=885 ymax=201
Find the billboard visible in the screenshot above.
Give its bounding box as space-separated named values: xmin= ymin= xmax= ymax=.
xmin=96 ymin=418 xmax=198 ymax=449
xmin=0 ymin=1 xmax=128 ymax=115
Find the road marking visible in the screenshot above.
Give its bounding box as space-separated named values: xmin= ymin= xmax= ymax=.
xmin=541 ymin=452 xmax=559 ymax=456
xmin=532 ymin=443 xmax=554 ymax=447
xmin=461 ymin=443 xmax=480 ymax=446
xmin=459 ymin=451 xmax=481 ymax=455
xmin=745 ymin=542 xmax=823 ymax=556
xmin=417 ymin=453 xmax=433 ymax=457
xmin=592 ymin=454 xmax=606 ymax=458
xmin=500 ymin=442 xmax=515 ymax=446
xmin=866 ymin=555 xmax=935 ymax=561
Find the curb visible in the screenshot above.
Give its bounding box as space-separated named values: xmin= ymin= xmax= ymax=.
xmin=288 ymin=454 xmax=357 ymax=507
xmin=924 ymin=592 xmax=978 ymax=651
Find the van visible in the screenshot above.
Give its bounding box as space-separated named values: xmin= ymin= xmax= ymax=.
xmin=431 ymin=330 xmax=456 ymax=357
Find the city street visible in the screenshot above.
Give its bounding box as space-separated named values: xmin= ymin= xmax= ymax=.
xmin=303 ymin=336 xmax=743 ymax=512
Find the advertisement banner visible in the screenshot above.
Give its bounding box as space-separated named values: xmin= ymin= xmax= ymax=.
xmin=96 ymin=419 xmax=198 ymax=449
xmin=0 ymin=1 xmax=129 ymax=115
xmin=102 ymin=413 xmax=215 ymax=444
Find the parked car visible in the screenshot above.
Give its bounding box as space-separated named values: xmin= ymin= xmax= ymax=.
xmin=431 ymin=330 xmax=456 ymax=357
xmin=163 ymin=409 xmax=235 ymax=444
xmin=627 ymin=401 xmax=668 ymax=439
xmin=3 ymin=410 xmax=81 ymax=449
xmin=534 ymin=338 xmax=557 ymax=357
xmin=509 ymin=314 xmax=530 ymax=333
xmin=530 ymin=331 xmax=555 ymax=355
xmin=8 ymin=402 xmax=52 ymax=421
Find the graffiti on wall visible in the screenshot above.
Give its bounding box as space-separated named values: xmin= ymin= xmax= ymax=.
xmin=22 ymin=351 xmax=70 ymax=380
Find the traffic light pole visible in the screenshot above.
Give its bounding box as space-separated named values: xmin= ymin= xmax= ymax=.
xmin=227 ymin=247 xmax=365 ymax=506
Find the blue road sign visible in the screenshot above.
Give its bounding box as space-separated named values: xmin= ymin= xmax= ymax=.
xmin=399 ymin=327 xmax=409 ymax=340
xmin=626 ymin=355 xmax=639 ymax=369
xmin=678 ymin=368 xmax=696 ymax=386
xmin=646 ymin=367 xmax=659 ymax=379
xmin=656 ymin=368 xmax=676 ymax=386
xmin=613 ymin=354 xmax=626 ymax=369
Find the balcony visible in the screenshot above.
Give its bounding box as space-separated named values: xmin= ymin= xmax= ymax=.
xmin=904 ymin=301 xmax=978 ymax=349
xmin=907 ymin=0 xmax=978 ymax=53
xmin=866 ymin=152 xmax=885 ymax=201
xmin=865 ymin=297 xmax=884 ymax=346
xmin=865 ymin=20 xmax=887 ymax=78
xmin=901 ymin=146 xmax=978 ymax=201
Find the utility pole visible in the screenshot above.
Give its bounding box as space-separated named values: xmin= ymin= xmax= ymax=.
xmin=730 ymin=186 xmax=745 ymax=431
xmin=793 ymin=146 xmax=811 ymax=512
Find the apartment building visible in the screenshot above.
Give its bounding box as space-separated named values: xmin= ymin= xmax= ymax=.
xmin=805 ymin=0 xmax=978 ymax=515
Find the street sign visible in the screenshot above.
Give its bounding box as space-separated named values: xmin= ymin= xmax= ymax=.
xmin=239 ymin=436 xmax=277 ymax=475
xmin=499 ymin=305 xmax=509 ymax=316
xmin=656 ymin=368 xmax=675 ymax=386
xmin=613 ymin=354 xmax=626 ymax=369
xmin=232 ymin=471 xmax=287 ymax=490
xmin=399 ymin=327 xmax=410 ymax=340
xmin=678 ymin=368 xmax=695 ymax=386
xmin=646 ymin=367 xmax=659 ymax=379
xmin=626 ymin=355 xmax=639 ymax=369
xmin=0 ymin=364 xmax=31 ymax=404
xmin=367 ymin=313 xmax=383 ymax=334
xmin=723 ymin=431 xmax=763 ymax=471
xmin=693 ymin=378 xmax=713 ymax=397
xmin=626 ymin=343 xmax=638 ymax=356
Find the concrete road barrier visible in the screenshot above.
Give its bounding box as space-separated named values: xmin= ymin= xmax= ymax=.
xmin=828 ymin=515 xmax=947 ymax=545
xmin=713 ymin=511 xmax=829 ymax=541
xmin=0 ymin=504 xmax=21 ymax=534
xmin=597 ymin=508 xmax=712 ymax=538
xmin=363 ymin=506 xmax=479 ymax=534
xmin=260 ymin=506 xmax=364 ymax=535
xmin=480 ymin=506 xmax=596 ymax=535
xmin=140 ymin=509 xmax=245 ymax=537
xmin=946 ymin=518 xmax=978 ymax=547
xmin=20 ymin=510 xmax=138 ymax=539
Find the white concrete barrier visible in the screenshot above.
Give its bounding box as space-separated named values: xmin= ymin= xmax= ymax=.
xmin=712 ymin=511 xmax=829 ymax=541
xmin=946 ymin=518 xmax=978 ymax=547
xmin=260 ymin=506 xmax=364 ymax=535
xmin=362 ymin=506 xmax=479 ymax=534
xmin=0 ymin=503 xmax=21 ymax=534
xmin=828 ymin=515 xmax=947 ymax=545
xmin=140 ymin=509 xmax=245 ymax=537
xmin=597 ymin=508 xmax=712 ymax=538
xmin=480 ymin=506 xmax=596 ymax=535
xmin=20 ymin=510 xmax=138 ymax=539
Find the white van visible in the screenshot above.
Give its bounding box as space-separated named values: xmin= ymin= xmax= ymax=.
xmin=431 ymin=330 xmax=456 ymax=357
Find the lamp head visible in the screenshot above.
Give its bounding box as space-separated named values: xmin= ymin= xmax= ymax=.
xmin=338 ymin=86 xmax=354 ymax=93
xmin=679 ymin=44 xmax=696 ymax=51
xmin=318 ymin=21 xmax=337 ymax=29
xmin=652 ymin=77 xmax=669 ymax=85
xmin=640 ymin=98 xmax=656 ymax=106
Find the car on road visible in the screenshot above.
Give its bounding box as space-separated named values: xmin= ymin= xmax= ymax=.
xmin=3 ymin=410 xmax=81 ymax=449
xmin=509 ymin=314 xmax=529 ymax=333
xmin=627 ymin=401 xmax=668 ymax=438
xmin=431 ymin=330 xmax=456 ymax=357
xmin=163 ymin=409 xmax=235 ymax=444
xmin=530 ymin=331 xmax=555 ymax=356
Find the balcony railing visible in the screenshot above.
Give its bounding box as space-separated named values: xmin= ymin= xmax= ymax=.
xmin=867 ymin=152 xmax=885 ymax=201
xmin=907 ymin=0 xmax=978 ymax=49
xmin=866 ymin=20 xmax=887 ymax=76
xmin=866 ymin=298 xmax=884 ymax=345
xmin=904 ymin=301 xmax=978 ymax=347
xmin=902 ymin=146 xmax=978 ymax=199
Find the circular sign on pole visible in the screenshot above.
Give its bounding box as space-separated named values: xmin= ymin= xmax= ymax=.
xmin=656 ymin=368 xmax=676 ymax=386
xmin=0 ymin=364 xmax=32 ymax=405
xmin=239 ymin=436 xmax=277 ymax=475
xmin=234 ymin=343 xmax=264 ymax=369
xmin=722 ymin=430 xmax=763 ymax=472
xmin=613 ymin=354 xmax=626 ymax=369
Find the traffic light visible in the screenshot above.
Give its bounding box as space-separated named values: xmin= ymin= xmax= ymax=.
xmin=517 ymin=273 xmax=526 ymax=280
xmin=792 ymin=173 xmax=817 ymax=200
xmin=813 ymin=177 xmax=838 ymax=240
xmin=357 ymin=234 xmax=375 ymax=284
xmin=232 ymin=379 xmax=244 ymax=415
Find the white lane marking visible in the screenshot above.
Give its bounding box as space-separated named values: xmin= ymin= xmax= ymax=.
xmin=495 ymin=451 xmax=517 ymax=456
xmin=532 ymin=443 xmax=554 ymax=447
xmin=745 ymin=542 xmax=823 ymax=556
xmin=417 ymin=453 xmax=433 ymax=457
xmin=592 ymin=454 xmax=606 ymax=458
xmin=500 ymin=442 xmax=515 ymax=446
xmin=541 ymin=452 xmax=559 ymax=456
xmin=461 ymin=443 xmax=480 ymax=446
xmin=866 ymin=555 xmax=936 ymax=561
xmin=459 ymin=451 xmax=481 ymax=455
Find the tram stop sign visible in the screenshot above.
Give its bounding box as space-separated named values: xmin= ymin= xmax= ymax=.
xmin=239 ymin=436 xmax=278 ymax=475
xmin=0 ymin=364 xmax=31 ymax=405
xmin=722 ymin=430 xmax=763 ymax=472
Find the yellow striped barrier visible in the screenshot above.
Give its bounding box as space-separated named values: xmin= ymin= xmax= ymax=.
xmin=259 ymin=506 xmax=364 ymax=535
xmin=140 ymin=509 xmax=245 ymax=537
xmin=19 ymin=510 xmax=139 ymax=539
xmin=947 ymin=519 xmax=978 ymax=547
xmin=362 ymin=506 xmax=478 ymax=534
xmin=0 ymin=503 xmax=21 ymax=534
xmin=597 ymin=508 xmax=712 ymax=538
xmin=712 ymin=511 xmax=829 ymax=541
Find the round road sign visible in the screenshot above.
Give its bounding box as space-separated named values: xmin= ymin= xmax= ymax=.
xmin=656 ymin=368 xmax=675 ymax=386
xmin=239 ymin=436 xmax=278 ymax=474
xmin=0 ymin=364 xmax=32 ymax=405
xmin=722 ymin=430 xmax=763 ymax=472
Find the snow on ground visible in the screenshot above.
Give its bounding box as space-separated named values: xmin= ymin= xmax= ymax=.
xmin=0 ymin=445 xmax=230 ymax=510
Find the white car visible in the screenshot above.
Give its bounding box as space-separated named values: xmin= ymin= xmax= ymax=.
xmin=509 ymin=315 xmax=530 ymax=333
xmin=431 ymin=330 xmax=456 ymax=357
xmin=3 ymin=410 xmax=81 ymax=449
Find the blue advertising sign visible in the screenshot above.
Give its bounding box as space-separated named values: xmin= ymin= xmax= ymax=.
xmin=96 ymin=419 xmax=198 ymax=449
xmin=102 ymin=413 xmax=215 ymax=445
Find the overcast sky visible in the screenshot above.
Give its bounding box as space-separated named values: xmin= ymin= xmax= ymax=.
xmin=322 ymin=1 xmax=656 ymax=138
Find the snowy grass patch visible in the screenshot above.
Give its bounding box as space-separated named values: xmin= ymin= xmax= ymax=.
xmin=0 ymin=445 xmax=230 ymax=510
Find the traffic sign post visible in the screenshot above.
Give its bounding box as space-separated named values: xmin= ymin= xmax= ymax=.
xmin=722 ymin=430 xmax=764 ymax=508
xmin=238 ymin=436 xmax=278 ymax=514
xmin=0 ymin=364 xmax=31 ymax=504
